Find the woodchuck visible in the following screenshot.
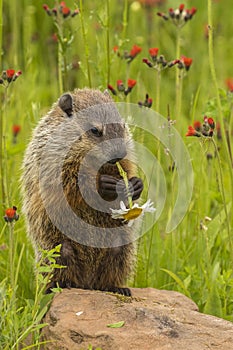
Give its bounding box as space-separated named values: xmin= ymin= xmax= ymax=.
xmin=22 ymin=88 xmax=143 ymax=296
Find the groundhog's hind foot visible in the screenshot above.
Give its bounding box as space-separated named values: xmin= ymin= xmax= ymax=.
xmin=45 ymin=280 xmax=73 ymax=294
xmin=105 ymin=286 xmax=132 ymax=296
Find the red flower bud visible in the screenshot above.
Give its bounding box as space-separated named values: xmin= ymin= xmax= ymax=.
xmin=186 ymin=126 xmax=200 ymax=137
xmin=6 ymin=69 xmax=15 ymax=79
xmin=207 ymin=117 xmax=215 ymax=129
xmin=62 ymin=6 xmax=70 ymax=17
xmin=226 ymin=78 xmax=233 ymax=92
xmin=190 ymin=7 xmax=197 ymax=16
xmin=149 ymin=47 xmax=159 ymax=59
xmin=193 ymin=120 xmax=201 ymax=131
xmin=107 ymin=84 xmax=117 ymax=96
xmin=180 ymin=56 xmax=193 ymax=70
xmin=179 ymin=4 xmax=185 ymax=12
xmin=127 ymin=79 xmax=137 ymax=89
xmin=4 ymin=206 xmax=19 ymax=223
xmin=117 ymin=80 xmax=125 ymax=92
xmin=12 ymin=125 xmax=21 ymax=137
xmin=142 ymin=58 xmax=153 ymax=67
xmin=130 ymin=45 xmax=142 ymax=58
xmin=43 ymin=4 xmax=49 ymax=11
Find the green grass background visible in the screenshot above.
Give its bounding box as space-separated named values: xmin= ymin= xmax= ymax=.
xmin=0 ymin=0 xmax=233 ymax=348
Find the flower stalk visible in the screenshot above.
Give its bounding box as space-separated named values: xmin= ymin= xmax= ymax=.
xmin=116 ymin=161 xmax=133 ymax=208
xmin=207 ymin=0 xmax=233 ymax=240
xmin=79 ymin=0 xmax=92 ymax=87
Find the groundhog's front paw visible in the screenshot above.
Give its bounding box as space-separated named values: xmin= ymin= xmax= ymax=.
xmin=99 ymin=175 xmax=143 ymax=201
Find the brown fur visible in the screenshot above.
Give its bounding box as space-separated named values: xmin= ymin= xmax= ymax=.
xmin=21 ymin=88 xmax=140 ymax=294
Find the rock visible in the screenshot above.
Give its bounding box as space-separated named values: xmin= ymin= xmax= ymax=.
xmin=42 ymin=288 xmax=233 ymax=350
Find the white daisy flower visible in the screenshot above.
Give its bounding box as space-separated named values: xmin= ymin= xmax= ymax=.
xmin=110 ymin=199 xmax=156 ymax=226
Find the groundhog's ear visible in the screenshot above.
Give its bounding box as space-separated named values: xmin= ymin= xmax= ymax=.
xmin=103 ymin=89 xmax=111 ymax=98
xmin=59 ymin=93 xmax=73 ymax=117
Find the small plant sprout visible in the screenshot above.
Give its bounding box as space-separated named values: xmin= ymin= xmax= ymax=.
xmin=110 ymin=162 xmax=156 ymax=226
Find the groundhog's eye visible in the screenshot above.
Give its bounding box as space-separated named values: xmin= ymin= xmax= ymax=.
xmin=91 ymin=127 xmax=102 ymax=137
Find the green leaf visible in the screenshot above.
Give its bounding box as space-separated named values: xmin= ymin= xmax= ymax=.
xmin=107 ymin=321 xmax=125 ymax=328
xmin=204 ymin=284 xmax=222 ymax=318
xmin=161 ymin=268 xmax=191 ymax=298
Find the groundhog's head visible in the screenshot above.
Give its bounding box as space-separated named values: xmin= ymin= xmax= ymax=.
xmin=56 ymin=88 xmax=132 ymax=167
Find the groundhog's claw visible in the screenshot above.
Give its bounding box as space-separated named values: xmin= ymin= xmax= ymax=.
xmin=129 ymin=177 xmax=144 ymax=200
xmin=105 ymin=286 xmax=132 ymax=296
xmin=99 ymin=175 xmax=143 ymax=201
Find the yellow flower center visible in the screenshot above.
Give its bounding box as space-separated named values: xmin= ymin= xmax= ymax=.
xmin=123 ymin=207 xmax=143 ymax=221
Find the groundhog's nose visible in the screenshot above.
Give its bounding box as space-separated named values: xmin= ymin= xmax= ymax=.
xmin=108 ymin=149 xmax=127 ymax=164
xmin=108 ymin=157 xmax=124 ymax=164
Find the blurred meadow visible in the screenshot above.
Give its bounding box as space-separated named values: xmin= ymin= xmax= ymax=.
xmin=0 ymin=0 xmax=233 ymax=348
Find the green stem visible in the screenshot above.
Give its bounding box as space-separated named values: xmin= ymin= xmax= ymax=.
xmin=9 ymin=223 xmax=15 ymax=289
xmin=116 ymin=162 xmax=133 ymax=208
xmin=56 ymin=8 xmax=64 ymax=94
xmin=122 ymin=0 xmax=128 ymax=41
xmin=0 ymin=0 xmax=2 ymax=68
xmin=106 ymin=0 xmax=110 ymax=86
xmin=0 ymin=87 xmax=8 ymax=210
xmin=175 ymin=27 xmax=181 ymax=116
xmin=156 ymin=70 xmax=161 ymax=113
xmin=79 ymin=0 xmax=92 ymax=87
xmin=212 ymin=137 xmax=232 ymax=250
xmin=207 ymin=0 xmax=233 ymax=241
xmin=58 ymin=41 xmax=64 ymax=95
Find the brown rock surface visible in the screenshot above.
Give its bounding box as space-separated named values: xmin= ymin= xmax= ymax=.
xmin=42 ymin=288 xmax=233 ymax=350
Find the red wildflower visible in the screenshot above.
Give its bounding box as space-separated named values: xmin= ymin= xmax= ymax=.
xmin=147 ymin=98 xmax=153 ymax=108
xmin=149 ymin=47 xmax=159 ymax=59
xmin=179 ymin=4 xmax=185 ymax=12
xmin=130 ymin=45 xmax=142 ymax=59
xmin=4 ymin=206 xmax=19 ymax=223
xmin=43 ymin=4 xmax=49 ymax=11
xmin=60 ymin=1 xmax=66 ymax=7
xmin=113 ymin=46 xmax=119 ymax=53
xmin=15 ymin=70 xmax=22 ymax=78
xmin=43 ymin=4 xmax=51 ymax=15
xmin=186 ymin=126 xmax=200 ymax=137
xmin=157 ymin=12 xmax=169 ymax=20
xmin=142 ymin=58 xmax=153 ymax=67
xmin=226 ymin=78 xmax=233 ymax=92
xmin=207 ymin=117 xmax=215 ymax=130
xmin=107 ymin=84 xmax=117 ymax=96
xmin=193 ymin=120 xmax=201 ymax=131
xmin=12 ymin=125 xmax=21 ymax=137
xmin=127 ymin=79 xmax=137 ymax=89
xmin=180 ymin=56 xmax=193 ymax=70
xmin=190 ymin=7 xmax=197 ymax=16
xmin=61 ymin=6 xmax=70 ymax=17
xmin=6 ymin=69 xmax=15 ymax=79
xmin=71 ymin=9 xmax=79 ymax=17
xmin=117 ymin=80 xmax=125 ymax=92
xmin=138 ymin=93 xmax=153 ymax=108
